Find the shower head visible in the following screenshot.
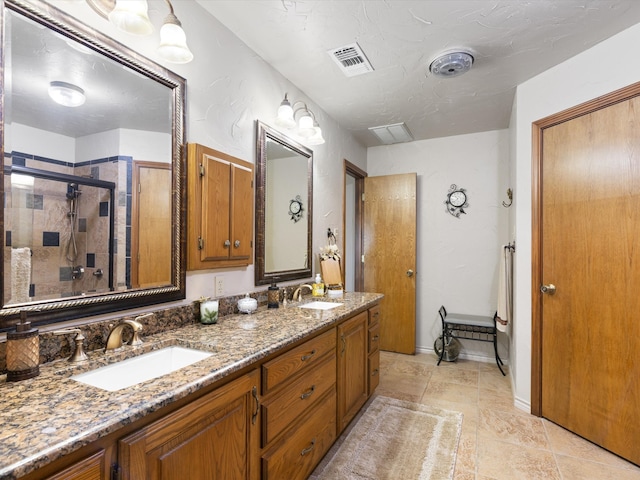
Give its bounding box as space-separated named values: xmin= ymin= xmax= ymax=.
xmin=67 ymin=183 xmax=82 ymax=199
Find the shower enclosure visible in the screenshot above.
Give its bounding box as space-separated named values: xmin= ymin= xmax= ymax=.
xmin=5 ymin=165 xmax=115 ymax=303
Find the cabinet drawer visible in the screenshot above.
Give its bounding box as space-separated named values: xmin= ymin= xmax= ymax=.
xmin=262 ymin=389 xmax=336 ymax=480
xmin=368 ymin=321 xmax=380 ymax=354
xmin=368 ymin=351 xmax=380 ymax=396
xmin=262 ymin=355 xmax=336 ymax=445
xmin=368 ymin=304 xmax=380 ymax=326
xmin=262 ymin=329 xmax=335 ymax=393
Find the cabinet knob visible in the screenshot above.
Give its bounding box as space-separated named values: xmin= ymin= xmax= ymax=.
xmin=234 ymin=240 xmax=240 ymax=248
xmin=224 ymin=240 xmax=231 ymax=248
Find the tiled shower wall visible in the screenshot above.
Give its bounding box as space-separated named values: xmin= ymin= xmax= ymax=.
xmin=3 ymin=151 xmax=132 ymax=304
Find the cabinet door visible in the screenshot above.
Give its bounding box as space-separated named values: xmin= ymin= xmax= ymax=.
xmin=118 ymin=370 xmax=260 ymax=480
xmin=230 ymin=163 xmax=253 ymax=261
xmin=201 ymin=153 xmax=232 ymax=262
xmin=43 ymin=450 xmax=106 ymax=480
xmin=337 ymin=311 xmax=368 ymax=432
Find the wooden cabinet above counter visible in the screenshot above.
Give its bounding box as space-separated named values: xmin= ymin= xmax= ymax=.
xmin=187 ymin=143 xmax=254 ymax=270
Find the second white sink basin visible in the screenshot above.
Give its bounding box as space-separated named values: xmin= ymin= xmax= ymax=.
xmin=72 ymin=346 xmax=213 ymax=391
xmin=298 ymin=301 xmax=343 ymax=310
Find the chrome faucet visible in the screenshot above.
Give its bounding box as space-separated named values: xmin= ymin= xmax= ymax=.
xmin=292 ymin=284 xmax=313 ymax=302
xmin=105 ymin=313 xmax=152 ymax=351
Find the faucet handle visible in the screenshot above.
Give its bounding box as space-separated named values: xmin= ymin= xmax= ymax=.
xmin=53 ymin=328 xmax=89 ymax=362
xmin=129 ymin=313 xmax=152 ymax=346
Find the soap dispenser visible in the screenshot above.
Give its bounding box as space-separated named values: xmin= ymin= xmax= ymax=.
xmin=312 ymin=273 xmax=325 ymax=297
xmin=6 ymin=311 xmax=40 ymax=382
xmin=268 ymin=281 xmax=279 ymax=309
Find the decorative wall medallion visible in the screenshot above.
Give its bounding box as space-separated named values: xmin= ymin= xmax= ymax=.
xmin=445 ymin=184 xmax=468 ymax=218
xmin=289 ymin=195 xmax=304 ymax=222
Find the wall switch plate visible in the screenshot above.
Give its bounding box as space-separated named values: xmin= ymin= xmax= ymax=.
xmin=215 ymin=276 xmax=224 ymax=297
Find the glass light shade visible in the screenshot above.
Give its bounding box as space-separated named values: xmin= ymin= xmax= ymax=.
xmin=298 ymin=114 xmax=315 ymax=138
xmin=108 ymin=0 xmax=153 ymax=36
xmin=307 ymin=126 xmax=325 ymax=145
xmin=275 ymin=103 xmax=295 ymax=128
xmin=158 ymin=22 xmax=194 ymax=64
xmin=48 ymin=81 xmax=86 ymax=107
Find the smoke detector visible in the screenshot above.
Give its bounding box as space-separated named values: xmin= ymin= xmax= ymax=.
xmin=429 ymin=51 xmax=474 ymax=78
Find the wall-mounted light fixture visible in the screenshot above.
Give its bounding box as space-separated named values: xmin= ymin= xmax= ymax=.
xmin=48 ymin=81 xmax=86 ymax=107
xmin=87 ymin=0 xmax=193 ymax=64
xmin=274 ymin=93 xmax=325 ymax=145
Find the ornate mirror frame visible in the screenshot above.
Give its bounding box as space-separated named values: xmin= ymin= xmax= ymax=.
xmin=0 ymin=0 xmax=186 ymax=329
xmin=255 ymin=121 xmax=313 ymax=285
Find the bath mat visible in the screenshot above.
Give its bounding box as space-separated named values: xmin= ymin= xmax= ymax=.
xmin=310 ymin=395 xmax=463 ymax=480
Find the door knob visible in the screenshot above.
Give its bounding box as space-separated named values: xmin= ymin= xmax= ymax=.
xmin=406 ymin=269 xmax=414 ymax=277
xmin=540 ymin=284 xmax=556 ymax=295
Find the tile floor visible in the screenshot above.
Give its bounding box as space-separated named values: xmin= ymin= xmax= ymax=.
xmin=377 ymin=351 xmax=640 ymax=480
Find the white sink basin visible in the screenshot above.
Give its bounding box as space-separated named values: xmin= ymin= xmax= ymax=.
xmin=72 ymin=346 xmax=213 ymax=391
xmin=298 ymin=301 xmax=343 ymax=310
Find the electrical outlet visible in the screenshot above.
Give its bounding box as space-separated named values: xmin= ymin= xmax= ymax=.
xmin=215 ymin=276 xmax=224 ymax=297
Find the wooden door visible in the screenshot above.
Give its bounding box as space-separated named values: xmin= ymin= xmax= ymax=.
xmin=132 ymin=162 xmax=171 ymax=288
xmin=119 ymin=370 xmax=260 ymax=480
xmin=537 ymin=94 xmax=640 ymax=465
xmin=363 ymin=173 xmax=416 ymax=354
xmin=337 ymin=311 xmax=368 ymax=432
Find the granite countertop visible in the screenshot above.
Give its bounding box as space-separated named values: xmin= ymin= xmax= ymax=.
xmin=0 ymin=292 xmax=382 ymax=480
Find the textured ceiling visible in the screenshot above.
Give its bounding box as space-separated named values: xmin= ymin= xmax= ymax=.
xmin=197 ymin=0 xmax=640 ymax=147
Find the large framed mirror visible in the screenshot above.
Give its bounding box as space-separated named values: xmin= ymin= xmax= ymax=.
xmin=0 ymin=0 xmax=186 ymax=329
xmin=255 ymin=121 xmax=312 ymax=285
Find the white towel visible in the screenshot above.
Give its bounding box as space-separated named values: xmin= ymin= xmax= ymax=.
xmin=496 ymin=245 xmax=513 ymax=333
xmin=10 ymin=247 xmax=31 ymax=304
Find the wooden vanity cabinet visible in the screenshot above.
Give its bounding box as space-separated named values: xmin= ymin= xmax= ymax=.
xmin=368 ymin=304 xmax=381 ymax=395
xmin=260 ymin=329 xmax=337 ymax=480
xmin=118 ymin=369 xmax=260 ymax=480
xmin=337 ymin=310 xmax=369 ymax=432
xmin=187 ymin=143 xmax=254 ymax=270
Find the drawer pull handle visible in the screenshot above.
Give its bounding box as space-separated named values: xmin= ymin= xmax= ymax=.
xmin=301 ymin=349 xmax=316 ymax=361
xmin=341 ymin=334 xmax=346 ymax=355
xmin=300 ymin=385 xmax=316 ymax=400
xmin=251 ymin=386 xmax=259 ymax=425
xmin=301 ymin=438 xmax=316 ymax=456
xmin=373 ymin=311 xmax=379 ymax=318
xmin=372 ymin=368 xmax=379 ymax=377
xmin=372 ymin=335 xmax=379 ymax=342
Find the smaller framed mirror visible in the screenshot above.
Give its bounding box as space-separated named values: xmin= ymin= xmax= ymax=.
xmin=255 ymin=121 xmax=312 ymax=285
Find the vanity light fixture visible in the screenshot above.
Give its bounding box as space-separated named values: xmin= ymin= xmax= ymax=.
xmin=108 ymin=0 xmax=153 ymax=36
xmin=274 ymin=93 xmax=325 ymax=145
xmin=157 ymin=1 xmax=193 ymax=64
xmin=48 ymin=81 xmax=86 ymax=107
xmin=87 ymin=0 xmax=194 ymax=64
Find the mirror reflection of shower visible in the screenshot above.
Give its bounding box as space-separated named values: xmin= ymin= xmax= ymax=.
xmin=5 ymin=165 xmax=116 ymax=302
xmin=65 ymin=183 xmax=82 ymax=278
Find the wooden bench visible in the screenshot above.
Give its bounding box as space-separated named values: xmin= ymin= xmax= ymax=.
xmin=437 ymin=305 xmax=505 ymax=375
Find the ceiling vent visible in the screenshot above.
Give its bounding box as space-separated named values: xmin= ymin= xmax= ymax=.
xmin=328 ymin=42 xmax=374 ymax=77
xmin=368 ymin=123 xmax=414 ymax=145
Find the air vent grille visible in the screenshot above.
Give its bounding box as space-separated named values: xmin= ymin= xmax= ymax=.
xmin=328 ymin=42 xmax=374 ymax=77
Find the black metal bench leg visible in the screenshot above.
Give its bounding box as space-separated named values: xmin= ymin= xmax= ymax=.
xmin=437 ymin=335 xmax=445 ymax=366
xmin=493 ymin=333 xmax=506 ymax=376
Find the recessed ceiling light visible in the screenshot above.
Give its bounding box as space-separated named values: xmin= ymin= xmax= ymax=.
xmin=429 ymin=51 xmax=474 ymax=78
xmin=48 ymin=81 xmax=86 ymax=107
